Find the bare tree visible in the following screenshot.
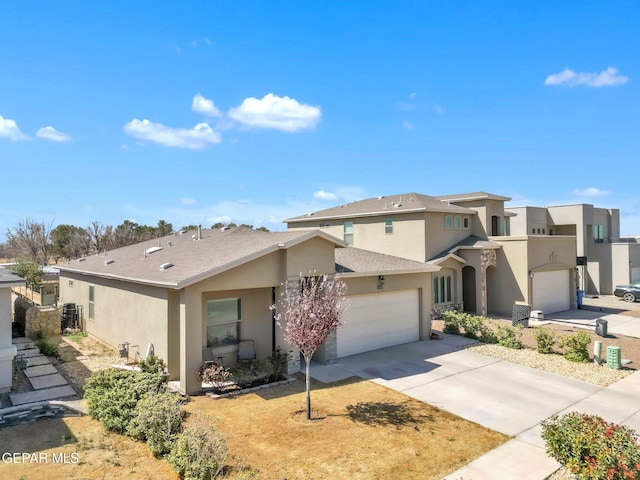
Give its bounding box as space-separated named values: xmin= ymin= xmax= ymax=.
xmin=6 ymin=218 xmax=55 ymax=265
xmin=87 ymin=220 xmax=105 ymax=253
xmin=271 ymin=273 xmax=348 ymax=419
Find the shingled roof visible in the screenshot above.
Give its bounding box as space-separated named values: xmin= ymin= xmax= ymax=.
xmin=335 ymin=247 xmax=439 ymax=276
xmin=285 ymin=193 xmax=473 ymax=223
xmin=0 ymin=267 xmax=25 ymax=287
xmin=428 ymin=235 xmax=502 ymax=264
xmin=57 ymin=227 xmax=346 ymax=289
xmin=434 ymin=191 xmax=511 ymax=203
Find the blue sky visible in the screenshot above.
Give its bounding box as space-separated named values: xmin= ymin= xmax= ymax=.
xmin=1 ymin=1 xmax=638 ymax=238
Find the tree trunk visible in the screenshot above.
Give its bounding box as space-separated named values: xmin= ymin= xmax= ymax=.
xmin=305 ymin=354 xmax=311 ymax=420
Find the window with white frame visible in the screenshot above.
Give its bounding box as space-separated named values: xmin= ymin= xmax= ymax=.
xmin=207 ymin=298 xmax=241 ymax=347
xmin=385 ymin=218 xmax=393 ymax=234
xmin=454 ymin=216 xmax=461 ymax=229
xmin=344 ymin=221 xmax=354 ymax=245
xmin=433 ymin=274 xmax=452 ymax=304
xmin=88 ymin=285 xmax=95 ymax=319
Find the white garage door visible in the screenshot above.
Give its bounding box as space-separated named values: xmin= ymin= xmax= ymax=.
xmin=632 ymin=267 xmax=640 ymax=284
xmin=337 ymin=289 xmax=419 ymax=358
xmin=532 ymin=270 xmax=570 ymax=314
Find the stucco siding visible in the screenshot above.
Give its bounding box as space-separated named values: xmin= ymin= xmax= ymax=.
xmin=286 ymin=237 xmax=336 ymax=277
xmin=59 ymin=272 xmax=170 ymax=363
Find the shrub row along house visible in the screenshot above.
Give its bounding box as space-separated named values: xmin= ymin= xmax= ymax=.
xmin=57 ymin=192 xmax=640 ymax=394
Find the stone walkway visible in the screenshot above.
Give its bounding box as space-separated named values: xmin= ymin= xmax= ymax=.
xmin=8 ymin=337 xmax=76 ymax=406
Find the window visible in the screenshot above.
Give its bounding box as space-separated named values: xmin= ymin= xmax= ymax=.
xmin=344 ymin=221 xmax=353 ymax=245
xmin=594 ymin=224 xmax=604 ymax=243
xmin=385 ymin=218 xmax=393 ymax=234
xmin=502 ymin=218 xmax=510 ymax=236
xmin=542 ymin=228 xmax=545 ymax=234
xmin=88 ymin=285 xmax=95 ymax=319
xmin=207 ymin=298 xmax=241 ymax=347
xmin=433 ymin=275 xmax=452 ymax=304
xmin=445 ymin=215 xmax=452 ymax=229
xmin=454 ymin=216 xmax=461 ymax=229
xmin=463 ymin=217 xmax=470 ymax=229
xmin=319 ymin=223 xmax=330 ymax=227
xmin=532 ymin=228 xmax=535 ymax=235
xmin=68 ymin=280 xmax=74 ymax=287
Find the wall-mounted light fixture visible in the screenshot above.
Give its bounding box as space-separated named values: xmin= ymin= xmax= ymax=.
xmin=377 ymin=275 xmax=385 ymax=289
xmin=529 ymin=270 xmax=535 ymax=279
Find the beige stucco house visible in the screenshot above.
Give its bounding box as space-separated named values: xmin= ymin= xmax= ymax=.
xmin=57 ymin=227 xmax=437 ymax=394
xmin=507 ymin=203 xmax=640 ymax=295
xmin=287 ymin=192 xmax=578 ymax=318
xmin=0 ymin=268 xmax=24 ymax=392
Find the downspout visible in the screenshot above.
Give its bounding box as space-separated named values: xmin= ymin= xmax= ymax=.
xmin=271 ymin=287 xmax=277 ymax=352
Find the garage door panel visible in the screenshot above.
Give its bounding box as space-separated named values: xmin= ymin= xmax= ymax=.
xmin=632 ymin=267 xmax=640 ymax=284
xmin=532 ymin=270 xmax=570 ymax=314
xmin=337 ymin=290 xmax=419 ymax=358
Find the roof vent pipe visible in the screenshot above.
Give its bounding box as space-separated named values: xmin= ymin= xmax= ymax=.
xmin=197 ymin=224 xmax=202 ymax=240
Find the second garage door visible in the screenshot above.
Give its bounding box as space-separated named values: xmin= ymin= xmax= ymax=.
xmin=532 ymin=270 xmax=570 ymax=314
xmin=337 ymin=289 xmax=419 ymax=358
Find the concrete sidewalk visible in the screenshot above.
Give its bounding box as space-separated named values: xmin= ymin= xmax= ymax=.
xmin=308 ymin=333 xmax=640 ymax=480
xmin=545 ymin=308 xmax=640 ymax=339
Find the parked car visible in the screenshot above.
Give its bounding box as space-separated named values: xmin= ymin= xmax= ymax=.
xmin=614 ymin=283 xmax=640 ymax=303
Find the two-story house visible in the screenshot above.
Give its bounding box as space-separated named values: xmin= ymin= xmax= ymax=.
xmin=507 ymin=203 xmax=640 ymax=295
xmin=286 ymin=192 xmax=577 ymax=319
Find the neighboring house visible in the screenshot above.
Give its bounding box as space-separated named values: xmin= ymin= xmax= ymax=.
xmin=0 ymin=268 xmax=25 ymax=392
xmin=507 ymin=204 xmax=640 ymax=295
xmin=286 ymin=192 xmax=577 ymax=318
xmin=57 ymin=227 xmax=436 ymax=394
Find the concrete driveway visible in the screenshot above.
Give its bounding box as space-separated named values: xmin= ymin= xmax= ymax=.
xmin=309 ymin=332 xmax=640 ymax=479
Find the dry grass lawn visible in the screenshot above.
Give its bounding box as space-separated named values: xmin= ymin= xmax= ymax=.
xmin=186 ymin=375 xmax=509 ymax=479
xmin=0 ymin=416 xmax=179 ymax=480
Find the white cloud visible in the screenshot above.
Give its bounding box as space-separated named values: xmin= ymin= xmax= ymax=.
xmin=408 ymin=92 xmax=417 ymax=99
xmin=123 ymin=118 xmax=221 ymax=149
xmin=313 ymin=190 xmax=339 ymax=201
xmin=0 ymin=115 xmax=28 ymax=141
xmin=434 ymin=104 xmax=445 ymax=114
xmin=36 ymin=126 xmax=71 ymax=142
xmin=401 ymin=120 xmax=414 ymax=130
xmin=181 ymin=197 xmax=197 ymax=205
xmin=228 ymin=93 xmax=322 ymax=132
xmin=572 ymin=187 xmax=611 ymax=197
xmin=544 ymin=67 xmax=629 ymax=87
xmin=192 ymin=93 xmax=222 ymax=117
xmin=312 ymin=186 xmax=365 ymax=203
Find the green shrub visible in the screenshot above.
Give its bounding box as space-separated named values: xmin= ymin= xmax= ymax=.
xmin=561 ymin=331 xmax=591 ymax=363
xmin=541 ymin=412 xmax=640 ymax=479
xmin=167 ymin=414 xmax=228 ymax=480
xmin=534 ymin=328 xmax=556 ymax=354
xmin=495 ymin=325 xmax=523 ymax=349
xmin=84 ymin=368 xmax=165 ymax=434
xmin=441 ymin=311 xmax=461 ymax=335
xmin=267 ymin=347 xmax=291 ymax=380
xmin=138 ymin=354 xmax=167 ymax=374
xmin=460 ymin=314 xmax=484 ymax=340
xmin=127 ymin=392 xmax=185 ymax=455
xmin=34 ymin=334 xmax=60 ymax=358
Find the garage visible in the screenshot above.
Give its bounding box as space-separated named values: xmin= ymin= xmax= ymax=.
xmin=337 ymin=289 xmax=419 ymax=358
xmin=632 ymin=267 xmax=640 ymax=284
xmin=532 ymin=270 xmax=570 ymax=314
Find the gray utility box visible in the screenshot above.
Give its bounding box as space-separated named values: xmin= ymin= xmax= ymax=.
xmin=595 ymin=318 xmax=608 ymax=338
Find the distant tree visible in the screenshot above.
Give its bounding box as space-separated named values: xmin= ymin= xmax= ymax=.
xmin=182 ymin=224 xmax=200 ymax=232
xmin=87 ymin=221 xmax=106 ymax=253
xmin=211 ymin=223 xmax=224 ymax=229
xmin=271 ymin=273 xmax=348 ymax=420
xmin=6 ymin=218 xmax=54 ymax=265
xmin=51 ymin=224 xmax=89 ymax=261
xmin=10 ymin=257 xmax=43 ymax=289
xmin=238 ymin=223 xmax=254 ymax=229
xmin=156 ymin=220 xmax=173 ymax=237
xmin=255 ymin=226 xmax=270 ymax=232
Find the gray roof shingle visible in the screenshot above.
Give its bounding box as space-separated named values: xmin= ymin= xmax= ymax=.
xmin=285 ymin=193 xmax=473 ymax=223
xmin=335 ymin=247 xmax=439 ymax=275
xmin=57 ymin=227 xmax=346 ymax=288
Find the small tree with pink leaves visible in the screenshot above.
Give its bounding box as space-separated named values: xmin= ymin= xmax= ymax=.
xmin=271 ymin=273 xmax=348 ymax=420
